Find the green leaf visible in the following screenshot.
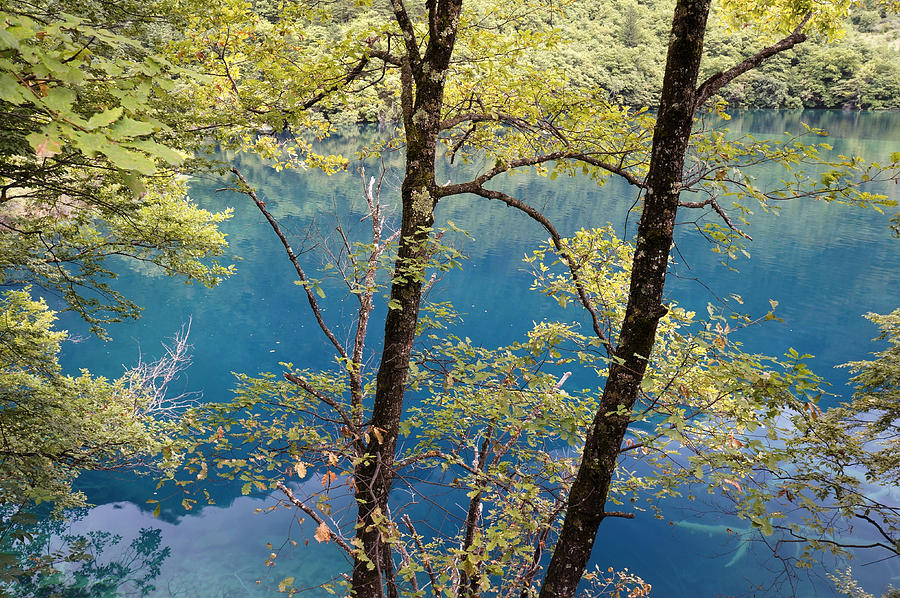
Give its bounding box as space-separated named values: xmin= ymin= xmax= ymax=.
xmin=0 ymin=73 xmax=25 ymax=103
xmin=99 ymin=144 xmax=156 ymax=174
xmin=109 ymin=117 xmax=156 ymax=138
xmin=126 ymin=139 xmax=184 ymax=164
xmin=72 ymin=131 xmax=107 ymax=155
xmin=41 ymin=86 xmax=76 ymax=112
xmin=86 ymin=107 xmax=123 ymax=130
xmin=0 ymin=27 xmax=20 ymax=50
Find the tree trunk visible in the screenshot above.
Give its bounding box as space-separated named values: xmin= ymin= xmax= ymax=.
xmin=351 ymin=3 xmax=463 ymax=597
xmin=539 ymin=2 xmax=712 ymax=597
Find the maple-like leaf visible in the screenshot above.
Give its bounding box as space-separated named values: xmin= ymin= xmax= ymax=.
xmin=314 ymin=521 xmax=331 ymax=543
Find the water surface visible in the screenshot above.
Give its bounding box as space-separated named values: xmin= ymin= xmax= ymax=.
xmin=49 ymin=110 xmax=900 ymax=597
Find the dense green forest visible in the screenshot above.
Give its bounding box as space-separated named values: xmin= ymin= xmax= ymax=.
xmin=315 ymin=0 xmax=900 ymax=124
xmin=553 ymin=0 xmax=900 ymax=111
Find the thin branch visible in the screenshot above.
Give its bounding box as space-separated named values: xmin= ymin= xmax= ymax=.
xmin=402 ymin=514 xmax=440 ymax=598
xmin=603 ymin=511 xmax=635 ymax=519
xmin=367 ymin=48 xmax=403 ymax=67
xmin=776 ymin=524 xmax=897 ymax=554
xmin=394 ymin=449 xmax=444 ymax=470
xmin=678 ymin=197 xmax=752 ymax=240
xmin=439 ymin=111 xmax=533 ymax=131
xmin=61 ymin=35 xmax=96 ymax=64
xmin=126 ymin=319 xmax=200 ymax=418
xmin=437 ymin=152 xmax=643 ymax=197
xmin=228 ymin=167 xmax=348 ymax=360
xmin=275 ymin=481 xmax=354 ymax=554
xmin=443 ymin=184 xmax=613 ymax=353
xmin=283 ymin=373 xmax=360 ymax=451
xmin=694 ymin=12 xmax=812 ymax=111
xmin=447 ymin=123 xmax=476 ymax=164
xmin=458 ymin=425 xmax=494 ymax=598
xmin=349 ymin=168 xmax=397 ymax=418
xmin=854 ymin=512 xmax=899 ymax=553
xmin=389 ymin=0 xmax=422 ymax=73
xmin=301 ymin=53 xmax=373 ymax=111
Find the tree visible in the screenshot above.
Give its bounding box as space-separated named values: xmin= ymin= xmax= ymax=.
xmin=159 ymin=1 xmax=899 ymax=596
xmin=0 ymin=1 xmax=231 ymax=333
xmin=0 ymin=0 xmax=230 ymax=533
xmin=782 ymin=309 xmax=900 ymax=559
xmin=541 ymin=1 xmax=898 ymax=595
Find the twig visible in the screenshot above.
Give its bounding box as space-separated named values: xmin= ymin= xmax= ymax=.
xmin=228 ymin=167 xmax=349 ymax=360
xmin=275 ymin=481 xmax=353 ymax=555
xmin=402 ymin=514 xmax=440 ymax=598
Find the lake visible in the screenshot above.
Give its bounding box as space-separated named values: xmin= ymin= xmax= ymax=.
xmin=40 ymin=110 xmax=900 ymax=597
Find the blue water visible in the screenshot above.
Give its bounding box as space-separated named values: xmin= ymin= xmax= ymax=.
xmin=47 ymin=111 xmax=900 ymax=597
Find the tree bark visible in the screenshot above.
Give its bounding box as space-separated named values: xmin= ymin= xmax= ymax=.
xmin=350 ymin=3 xmax=462 ymax=597
xmin=538 ymin=2 xmax=712 ymax=597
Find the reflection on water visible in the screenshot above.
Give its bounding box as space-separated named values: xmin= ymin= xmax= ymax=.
xmin=3 ymin=515 xmax=170 ymax=597
xmin=64 ymin=497 xmax=346 ymax=597
xmin=33 ymin=111 xmax=900 ymax=597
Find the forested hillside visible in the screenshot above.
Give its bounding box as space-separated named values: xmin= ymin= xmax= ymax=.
xmin=555 ymin=0 xmax=900 ymax=110
xmin=316 ymin=0 xmax=900 ymax=124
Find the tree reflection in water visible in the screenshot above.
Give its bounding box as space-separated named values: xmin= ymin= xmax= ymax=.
xmin=2 ymin=509 xmax=169 ymax=598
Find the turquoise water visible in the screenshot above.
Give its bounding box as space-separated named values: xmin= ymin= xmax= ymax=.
xmin=44 ymin=111 xmax=900 ymax=596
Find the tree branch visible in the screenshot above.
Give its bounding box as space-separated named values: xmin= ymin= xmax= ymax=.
xmin=228 ymin=167 xmax=349 ymax=360
xmin=678 ymin=197 xmax=752 ymax=240
xmin=275 ymin=481 xmax=354 ymax=555
xmin=367 ymin=48 xmax=402 ymax=67
xmin=446 ymin=184 xmax=613 ymax=353
xmin=437 ymin=152 xmax=642 ymax=199
xmin=390 ymin=0 xmax=422 ymax=73
xmin=283 ymin=373 xmax=361 ymax=451
xmin=350 ymin=168 xmax=399 ymax=418
xmin=777 ymin=524 xmax=897 ymax=554
xmin=854 ymin=512 xmax=899 ymax=554
xmin=694 ymin=12 xmax=812 ymax=111
xmin=402 ymin=514 xmax=440 ymax=598
xmin=603 ymin=511 xmax=635 ymax=519
xmin=439 ymin=111 xmax=532 ymax=131
xmin=301 ymin=52 xmax=373 ymax=110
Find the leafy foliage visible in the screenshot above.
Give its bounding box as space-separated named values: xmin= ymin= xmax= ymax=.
xmin=0 ymin=3 xmax=229 ymax=584
xmin=150 ymin=0 xmax=900 ymax=595
xmin=770 ymin=310 xmax=900 ymax=560
xmin=3 ymin=0 xmax=890 ymax=595
xmin=0 ymin=290 xmax=164 ymax=511
xmin=161 ymin=225 xmax=864 ymax=595
xmin=0 ymin=1 xmax=232 ymax=332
